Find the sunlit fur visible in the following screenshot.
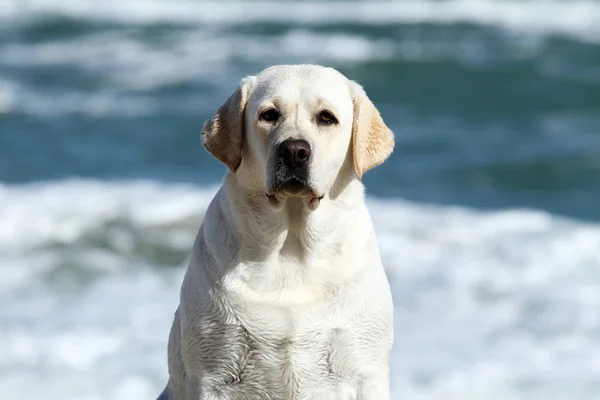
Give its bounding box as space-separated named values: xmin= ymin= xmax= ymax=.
xmin=160 ymin=65 xmax=395 ymax=400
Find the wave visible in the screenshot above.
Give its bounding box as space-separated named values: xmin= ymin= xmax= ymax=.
xmin=3 ymin=0 xmax=600 ymax=42
xmin=0 ymin=79 xmax=161 ymax=117
xmin=2 ymin=27 xmax=597 ymax=117
xmin=0 ymin=30 xmax=397 ymax=93
xmin=1 ymin=178 xmax=598 ymax=285
xmin=2 ymin=1 xmax=598 ymax=117
xmin=1 ymin=178 xmax=600 ymax=399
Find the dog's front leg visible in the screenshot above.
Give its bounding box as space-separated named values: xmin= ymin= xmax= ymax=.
xmin=163 ymin=308 xmax=187 ymax=400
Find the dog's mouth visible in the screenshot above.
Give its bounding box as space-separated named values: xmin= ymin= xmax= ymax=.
xmin=266 ymin=177 xmax=323 ymax=210
xmin=280 ymin=178 xmax=308 ymax=195
xmin=266 ymin=157 xmax=324 ymax=209
xmin=267 ymin=177 xmax=311 ymax=197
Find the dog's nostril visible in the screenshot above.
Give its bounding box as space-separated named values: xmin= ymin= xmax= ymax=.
xmin=279 ymin=145 xmax=292 ymax=160
xmin=297 ymin=148 xmax=308 ymax=161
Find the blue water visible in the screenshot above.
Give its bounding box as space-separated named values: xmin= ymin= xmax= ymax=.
xmin=2 ymin=2 xmax=599 ymax=219
xmin=1 ymin=1 xmax=600 ymax=399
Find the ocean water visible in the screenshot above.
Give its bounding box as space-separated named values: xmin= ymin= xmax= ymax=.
xmin=1 ymin=1 xmax=599 ymax=399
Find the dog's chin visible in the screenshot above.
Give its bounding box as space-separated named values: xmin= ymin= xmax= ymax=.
xmin=266 ymin=179 xmax=324 ymax=210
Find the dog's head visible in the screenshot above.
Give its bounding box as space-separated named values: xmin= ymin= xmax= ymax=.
xmin=202 ymin=65 xmax=394 ymax=209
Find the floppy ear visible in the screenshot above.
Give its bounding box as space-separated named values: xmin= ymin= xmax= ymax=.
xmin=202 ymin=76 xmax=256 ymax=173
xmin=349 ymin=81 xmax=395 ymax=180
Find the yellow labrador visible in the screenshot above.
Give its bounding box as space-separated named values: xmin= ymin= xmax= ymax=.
xmin=159 ymin=65 xmax=395 ymax=400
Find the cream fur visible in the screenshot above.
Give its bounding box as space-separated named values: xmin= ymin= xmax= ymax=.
xmin=158 ymin=65 xmax=395 ymax=400
xmin=349 ymin=82 xmax=395 ymax=180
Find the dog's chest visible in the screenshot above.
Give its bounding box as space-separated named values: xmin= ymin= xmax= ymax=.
xmin=184 ymin=241 xmax=391 ymax=398
xmin=202 ymin=302 xmax=368 ymax=400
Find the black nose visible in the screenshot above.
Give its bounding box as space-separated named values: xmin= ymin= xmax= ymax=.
xmin=278 ymin=139 xmax=311 ymax=168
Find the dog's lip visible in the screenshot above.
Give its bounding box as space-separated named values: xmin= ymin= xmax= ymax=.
xmin=281 ymin=178 xmax=306 ymax=194
xmin=268 ymin=177 xmax=307 ymax=194
xmin=266 ymin=185 xmax=324 ymax=210
xmin=266 ymin=179 xmax=321 ymax=199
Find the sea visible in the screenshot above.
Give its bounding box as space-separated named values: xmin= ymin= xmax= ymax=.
xmin=1 ymin=1 xmax=599 ymax=399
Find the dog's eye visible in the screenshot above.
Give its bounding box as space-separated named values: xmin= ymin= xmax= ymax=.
xmin=259 ymin=108 xmax=280 ymax=123
xmin=318 ymin=110 xmax=338 ymax=125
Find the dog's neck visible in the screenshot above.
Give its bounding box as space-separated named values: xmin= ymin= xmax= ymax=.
xmin=219 ymin=163 xmax=365 ymax=263
xmin=198 ymin=162 xmax=374 ymax=297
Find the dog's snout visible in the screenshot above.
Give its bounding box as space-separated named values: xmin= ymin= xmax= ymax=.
xmin=278 ymin=139 xmax=311 ymax=168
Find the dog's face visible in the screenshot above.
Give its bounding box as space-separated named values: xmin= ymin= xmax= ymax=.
xmin=245 ymin=66 xmax=356 ymax=202
xmin=202 ymin=65 xmax=394 ymax=209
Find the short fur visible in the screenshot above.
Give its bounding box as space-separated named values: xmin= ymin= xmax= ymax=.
xmin=349 ymin=82 xmax=395 ymax=180
xmin=202 ymin=76 xmax=256 ymax=173
xmin=159 ymin=65 xmax=395 ymax=400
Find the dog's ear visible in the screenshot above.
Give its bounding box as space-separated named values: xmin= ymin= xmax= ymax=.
xmin=349 ymin=81 xmax=395 ymax=180
xmin=202 ymin=76 xmax=256 ymax=173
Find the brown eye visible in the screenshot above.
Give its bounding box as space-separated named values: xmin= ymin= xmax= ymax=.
xmin=318 ymin=110 xmax=338 ymax=125
xmin=259 ymin=108 xmax=280 ymax=122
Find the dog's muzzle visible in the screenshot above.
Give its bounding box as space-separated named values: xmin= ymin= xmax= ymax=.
xmin=272 ymin=139 xmax=312 ymax=194
xmin=266 ymin=139 xmax=323 ymax=209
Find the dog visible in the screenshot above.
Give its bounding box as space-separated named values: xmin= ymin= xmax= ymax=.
xmin=158 ymin=64 xmax=395 ymax=400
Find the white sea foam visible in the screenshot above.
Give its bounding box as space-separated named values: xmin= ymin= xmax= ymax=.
xmin=0 ymin=29 xmax=398 ymax=116
xmin=2 ymin=0 xmax=600 ymax=42
xmin=1 ymin=178 xmax=599 ymax=399
xmin=0 ymin=179 xmax=216 ymax=254
xmin=0 ymin=76 xmax=161 ymax=117
xmin=0 ymin=30 xmax=396 ymax=90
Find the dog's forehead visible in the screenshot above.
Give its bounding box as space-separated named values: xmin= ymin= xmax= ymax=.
xmin=252 ymin=66 xmax=352 ymax=109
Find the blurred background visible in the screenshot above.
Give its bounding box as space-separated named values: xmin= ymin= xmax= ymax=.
xmin=1 ymin=0 xmax=599 ymax=399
